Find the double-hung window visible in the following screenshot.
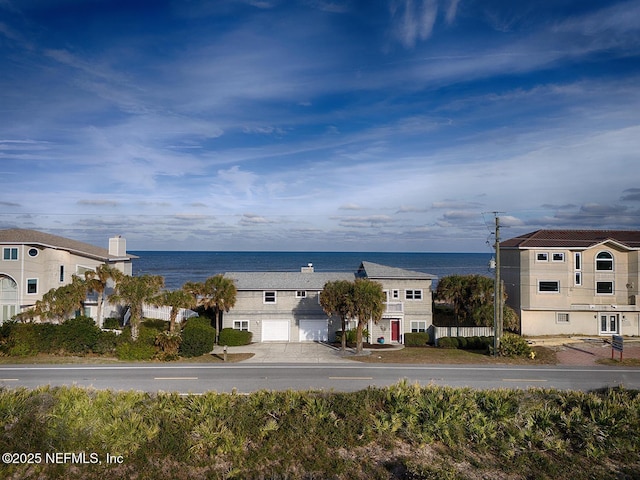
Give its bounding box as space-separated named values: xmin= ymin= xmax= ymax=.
xmin=263 ymin=291 xmax=276 ymax=303
xmin=3 ymin=248 xmax=18 ymax=261
xmin=27 ymin=278 xmax=38 ymax=294
xmin=411 ymin=321 xmax=427 ymax=332
xmin=234 ymin=320 xmax=249 ymax=331
xmin=405 ymin=289 xmax=422 ymax=300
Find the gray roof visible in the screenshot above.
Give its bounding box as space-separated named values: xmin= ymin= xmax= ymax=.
xmin=226 ymin=271 xmax=355 ymax=290
xmin=0 ymin=228 xmax=135 ymax=261
xmin=227 ymin=261 xmax=435 ymax=290
xmin=357 ymin=261 xmax=436 ymax=280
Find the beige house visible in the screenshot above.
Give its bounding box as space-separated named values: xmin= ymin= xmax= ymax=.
xmin=224 ymin=261 xmax=435 ymax=343
xmin=0 ymin=229 xmax=135 ymax=324
xmin=501 ymin=230 xmax=640 ymax=337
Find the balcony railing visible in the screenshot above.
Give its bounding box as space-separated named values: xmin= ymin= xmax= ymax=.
xmin=384 ymin=302 xmax=403 ymax=313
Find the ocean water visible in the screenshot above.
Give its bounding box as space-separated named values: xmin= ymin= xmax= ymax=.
xmin=131 ymin=251 xmax=496 ymax=290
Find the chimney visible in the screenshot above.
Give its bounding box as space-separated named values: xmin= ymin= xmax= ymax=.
xmin=109 ymin=235 xmax=127 ymax=257
xmin=301 ymin=263 xmax=314 ymax=273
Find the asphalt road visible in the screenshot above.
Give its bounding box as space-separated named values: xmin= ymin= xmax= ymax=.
xmin=1 ymin=363 xmax=639 ymax=393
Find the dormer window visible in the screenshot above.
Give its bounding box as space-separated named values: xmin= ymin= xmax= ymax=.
xmin=596 ymin=251 xmax=613 ymax=271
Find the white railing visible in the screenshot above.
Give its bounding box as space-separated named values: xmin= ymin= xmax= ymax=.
xmin=433 ymin=326 xmax=494 ymax=342
xmin=384 ymin=302 xmax=403 ymax=313
xmin=142 ymin=304 xmax=198 ymax=323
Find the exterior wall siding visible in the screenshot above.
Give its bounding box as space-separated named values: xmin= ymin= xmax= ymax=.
xmin=502 ymin=236 xmax=640 ymax=337
xmin=0 ymin=232 xmax=134 ymax=324
xmin=225 ymin=269 xmax=434 ymax=344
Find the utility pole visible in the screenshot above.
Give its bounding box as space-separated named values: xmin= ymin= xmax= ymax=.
xmin=493 ymin=214 xmax=503 ymax=356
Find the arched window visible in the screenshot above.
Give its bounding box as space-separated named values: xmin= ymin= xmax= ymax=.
xmin=596 ymin=251 xmax=613 ymax=271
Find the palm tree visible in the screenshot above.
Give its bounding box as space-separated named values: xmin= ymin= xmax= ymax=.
xmin=153 ymin=288 xmax=196 ymax=333
xmin=43 ymin=275 xmax=88 ymax=322
xmin=319 ymin=280 xmax=354 ymax=351
xmin=351 ymin=278 xmax=385 ymax=355
xmin=84 ymin=264 xmax=124 ymax=328
xmin=109 ymin=274 xmax=164 ymax=339
xmin=435 ymin=275 xmax=466 ymax=322
xmin=199 ymin=275 xmax=237 ymax=344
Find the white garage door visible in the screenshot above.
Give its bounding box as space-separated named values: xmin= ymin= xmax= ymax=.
xmin=299 ymin=319 xmax=328 ymax=342
xmin=261 ymin=320 xmax=290 ymax=342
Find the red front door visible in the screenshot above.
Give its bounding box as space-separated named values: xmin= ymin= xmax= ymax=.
xmin=391 ymin=320 xmax=400 ymax=342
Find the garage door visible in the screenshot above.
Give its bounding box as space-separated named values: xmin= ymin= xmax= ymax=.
xmin=299 ymin=319 xmax=328 ymax=342
xmin=261 ymin=320 xmax=290 ymax=342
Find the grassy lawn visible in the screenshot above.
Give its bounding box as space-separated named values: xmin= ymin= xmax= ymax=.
xmin=352 ymin=345 xmax=558 ymax=365
xmin=0 ymin=352 xmax=254 ymax=364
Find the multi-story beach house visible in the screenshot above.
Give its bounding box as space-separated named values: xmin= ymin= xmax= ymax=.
xmin=500 ymin=230 xmax=640 ymax=337
xmin=0 ymin=228 xmax=135 ymax=324
xmin=223 ymin=261 xmax=435 ymax=343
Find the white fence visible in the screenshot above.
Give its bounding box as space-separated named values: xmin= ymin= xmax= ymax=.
xmin=432 ymin=326 xmax=494 ymax=344
xmin=142 ymin=305 xmax=198 ymax=323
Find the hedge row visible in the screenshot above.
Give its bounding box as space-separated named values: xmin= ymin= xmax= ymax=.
xmin=437 ymin=333 xmax=533 ymax=358
xmin=437 ymin=335 xmax=494 ymax=350
xmin=0 ymin=316 xmax=221 ymax=361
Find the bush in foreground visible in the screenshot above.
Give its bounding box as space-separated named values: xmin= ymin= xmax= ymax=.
xmin=179 ymin=317 xmax=216 ymax=357
xmin=404 ymin=332 xmax=430 ymax=346
xmin=218 ymin=328 xmax=252 ymax=346
xmin=0 ymin=384 xmax=638 ymax=480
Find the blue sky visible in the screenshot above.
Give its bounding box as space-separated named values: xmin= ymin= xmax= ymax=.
xmin=1 ymin=0 xmax=639 ymax=252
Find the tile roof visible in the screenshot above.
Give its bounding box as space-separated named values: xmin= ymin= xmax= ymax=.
xmin=0 ymin=228 xmax=135 ymax=261
xmin=500 ymin=229 xmax=640 ymax=249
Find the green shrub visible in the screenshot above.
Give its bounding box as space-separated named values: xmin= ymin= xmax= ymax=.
xmin=218 ymin=327 xmax=252 ymax=346
xmin=155 ymin=331 xmax=182 ymax=361
xmin=93 ymin=330 xmax=123 ymax=355
xmin=142 ymin=318 xmax=170 ymax=331
xmin=138 ymin=324 xmax=162 ymax=346
xmin=102 ymin=317 xmax=121 ymax=329
xmin=184 ymin=316 xmax=214 ymax=329
xmin=404 ymin=332 xmax=430 ymax=347
xmin=498 ymin=332 xmax=532 ymax=357
xmin=115 ymin=341 xmax=156 ymax=361
xmin=437 ymin=336 xmax=459 ymax=349
xmin=180 ymin=322 xmax=216 ymax=358
xmin=335 ymin=328 xmax=369 ymax=344
xmin=7 ymin=324 xmax=39 ymax=356
xmin=5 ymin=323 xmax=60 ymax=356
xmin=457 ymin=336 xmax=468 ymax=349
xmin=59 ymin=316 xmax=101 ymax=354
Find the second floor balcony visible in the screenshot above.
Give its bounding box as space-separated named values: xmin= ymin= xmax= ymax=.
xmin=384 ymin=302 xmax=403 ymax=313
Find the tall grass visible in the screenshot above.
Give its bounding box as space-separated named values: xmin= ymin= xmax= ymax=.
xmin=0 ymin=383 xmax=638 ymax=479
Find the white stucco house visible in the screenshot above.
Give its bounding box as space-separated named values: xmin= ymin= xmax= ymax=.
xmin=500 ymin=229 xmax=640 ymax=336
xmin=0 ymin=228 xmax=135 ymax=324
xmin=223 ymin=261 xmax=435 ymax=343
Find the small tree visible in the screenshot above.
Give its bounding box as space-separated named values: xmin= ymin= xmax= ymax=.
xmin=109 ymin=274 xmax=164 ymax=340
xmin=153 ymin=288 xmax=196 ymax=333
xmin=37 ymin=275 xmax=88 ymax=323
xmin=189 ymin=275 xmax=237 ymax=344
xmin=84 ymin=264 xmax=124 ymax=328
xmin=320 ymin=280 xmax=354 ymax=352
xmin=436 ymin=274 xmax=519 ymax=332
xmin=351 ymin=278 xmax=385 ymax=355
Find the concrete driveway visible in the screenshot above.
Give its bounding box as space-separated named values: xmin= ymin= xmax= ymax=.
xmin=215 ymin=342 xmax=357 ymax=363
